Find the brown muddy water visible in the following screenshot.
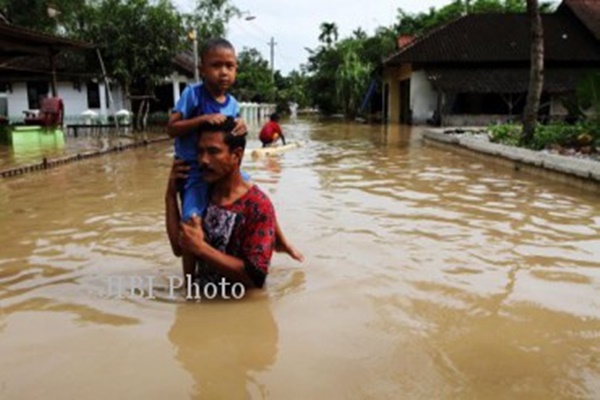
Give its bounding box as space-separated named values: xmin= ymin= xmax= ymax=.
xmin=1 ymin=120 xmax=599 ymax=399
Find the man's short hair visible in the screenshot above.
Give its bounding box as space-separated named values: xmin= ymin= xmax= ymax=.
xmin=199 ymin=117 xmax=246 ymax=152
xmin=200 ymin=38 xmax=235 ymax=62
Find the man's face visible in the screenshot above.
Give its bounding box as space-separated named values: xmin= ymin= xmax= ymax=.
xmin=197 ymin=132 xmax=241 ymax=183
xmin=199 ymin=47 xmax=237 ymax=94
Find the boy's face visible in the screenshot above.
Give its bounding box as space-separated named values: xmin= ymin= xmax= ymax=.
xmin=199 ymin=47 xmax=237 ymax=94
xmin=197 ymin=131 xmax=242 ymax=183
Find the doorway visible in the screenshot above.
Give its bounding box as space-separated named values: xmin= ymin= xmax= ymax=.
xmin=399 ymin=79 xmax=411 ymax=124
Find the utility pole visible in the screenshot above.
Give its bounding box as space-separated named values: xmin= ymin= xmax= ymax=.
xmin=268 ymin=37 xmax=277 ymax=78
xmin=190 ymin=29 xmax=200 ymax=83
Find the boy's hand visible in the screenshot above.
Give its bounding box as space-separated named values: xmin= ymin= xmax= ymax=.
xmin=179 ymin=214 xmax=205 ymax=256
xmin=203 ymin=113 xmax=227 ymax=125
xmin=233 ymin=118 xmax=247 ymax=136
xmin=167 ymin=159 xmax=190 ymax=196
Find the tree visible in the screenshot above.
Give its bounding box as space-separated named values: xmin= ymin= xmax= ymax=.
xmin=318 ymin=22 xmax=338 ymax=47
xmin=352 ymin=28 xmax=367 ymax=40
xmin=184 ymin=0 xmax=239 ymax=42
xmin=78 ymin=0 xmax=184 ymax=130
xmin=231 ymin=47 xmax=275 ymax=103
xmin=335 ymin=41 xmax=372 ymax=118
xmin=0 ymin=0 xmax=86 ymax=33
xmin=521 ymin=0 xmax=544 ymax=145
xmin=282 ymin=70 xmax=309 ymax=109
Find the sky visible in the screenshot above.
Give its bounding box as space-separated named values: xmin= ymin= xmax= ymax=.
xmin=173 ymin=0 xmax=455 ymax=75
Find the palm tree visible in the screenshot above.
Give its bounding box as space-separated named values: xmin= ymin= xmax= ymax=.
xmin=352 ymin=28 xmax=367 ymax=40
xmin=318 ymin=22 xmax=338 ymax=47
xmin=521 ymin=0 xmax=544 ymax=145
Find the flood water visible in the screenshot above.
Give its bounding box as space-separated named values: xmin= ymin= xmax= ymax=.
xmin=1 ymin=119 xmax=599 ymax=399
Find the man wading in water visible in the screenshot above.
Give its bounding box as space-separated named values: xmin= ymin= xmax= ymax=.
xmin=165 ymin=118 xmax=279 ymax=291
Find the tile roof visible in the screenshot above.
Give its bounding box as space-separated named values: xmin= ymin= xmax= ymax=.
xmin=0 ymin=22 xmax=93 ymax=55
xmin=384 ymin=12 xmax=600 ymax=66
xmin=426 ymin=67 xmax=592 ymax=93
xmin=561 ymin=0 xmax=600 ymax=41
xmin=172 ymin=51 xmax=195 ymax=77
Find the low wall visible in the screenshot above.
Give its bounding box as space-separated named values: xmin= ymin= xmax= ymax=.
xmin=0 ymin=136 xmax=170 ymax=178
xmin=423 ymin=129 xmax=600 ymax=192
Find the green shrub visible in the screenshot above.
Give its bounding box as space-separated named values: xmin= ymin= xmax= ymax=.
xmin=489 ymin=122 xmax=599 ymax=151
xmin=488 ymin=124 xmax=521 ymax=146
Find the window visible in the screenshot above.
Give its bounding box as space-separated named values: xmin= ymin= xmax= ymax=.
xmin=87 ymin=82 xmax=100 ymax=108
xmin=27 ymin=81 xmax=49 ymax=109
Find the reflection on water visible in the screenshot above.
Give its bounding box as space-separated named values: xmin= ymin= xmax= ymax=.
xmin=169 ymin=295 xmax=278 ymax=398
xmin=1 ymin=119 xmax=599 ymax=399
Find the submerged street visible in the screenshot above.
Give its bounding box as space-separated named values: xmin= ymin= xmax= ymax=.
xmin=1 ymin=119 xmax=599 ymax=398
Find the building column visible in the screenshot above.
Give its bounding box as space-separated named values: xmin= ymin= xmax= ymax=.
xmin=99 ymin=82 xmax=108 ymax=120
xmin=172 ymin=78 xmax=180 ymax=106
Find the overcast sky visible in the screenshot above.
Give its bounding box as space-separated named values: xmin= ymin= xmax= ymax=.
xmin=173 ymin=0 xmax=456 ymax=74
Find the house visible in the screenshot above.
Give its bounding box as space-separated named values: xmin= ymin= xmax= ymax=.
xmin=0 ymin=21 xmax=196 ymax=122
xmin=381 ymin=0 xmax=600 ymax=126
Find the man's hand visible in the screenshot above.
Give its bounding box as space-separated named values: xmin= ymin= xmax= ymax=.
xmin=167 ymin=159 xmax=190 ymax=197
xmin=179 ymin=214 xmax=205 ymax=257
xmin=233 ymin=118 xmax=247 ymax=136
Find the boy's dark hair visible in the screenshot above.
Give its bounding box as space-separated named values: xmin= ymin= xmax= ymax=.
xmin=200 ymin=38 xmax=235 ymax=62
xmin=199 ymin=117 xmax=246 ymax=152
xmin=269 ymin=113 xmax=279 ymax=122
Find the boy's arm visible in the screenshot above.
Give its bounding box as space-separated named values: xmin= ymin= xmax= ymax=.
xmin=167 ymin=112 xmax=226 ymax=138
xmin=233 ymin=117 xmax=247 ymax=136
xmin=276 ymin=123 xmax=286 ymax=144
xmin=166 ymin=85 xmax=227 ymax=138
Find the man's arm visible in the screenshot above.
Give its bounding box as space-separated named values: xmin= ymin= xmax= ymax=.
xmin=179 ymin=216 xmax=256 ymax=287
xmin=165 ymin=160 xmax=189 ymax=257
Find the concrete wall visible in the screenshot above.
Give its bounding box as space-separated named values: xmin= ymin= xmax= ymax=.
xmin=444 ymin=114 xmax=513 ymax=127
xmin=410 ymin=70 xmax=437 ymax=124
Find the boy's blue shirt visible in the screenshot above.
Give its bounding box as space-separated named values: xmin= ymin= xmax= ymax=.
xmin=173 ymin=83 xmax=240 ymax=161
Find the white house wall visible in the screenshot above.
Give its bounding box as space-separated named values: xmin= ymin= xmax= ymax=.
xmin=6 ymin=81 xmax=126 ymax=121
xmin=6 ymin=83 xmax=29 ymax=119
xmin=410 ymin=70 xmax=437 ymax=124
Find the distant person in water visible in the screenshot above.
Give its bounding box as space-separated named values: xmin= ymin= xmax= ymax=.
xmin=259 ymin=113 xmax=286 ymax=148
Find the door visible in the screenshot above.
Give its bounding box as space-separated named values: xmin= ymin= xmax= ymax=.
xmin=399 ymin=79 xmax=411 ymax=124
xmin=383 ymin=83 xmax=389 ymax=123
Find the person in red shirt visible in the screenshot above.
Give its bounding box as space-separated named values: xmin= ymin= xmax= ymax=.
xmin=259 ymin=113 xmax=286 ymax=147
